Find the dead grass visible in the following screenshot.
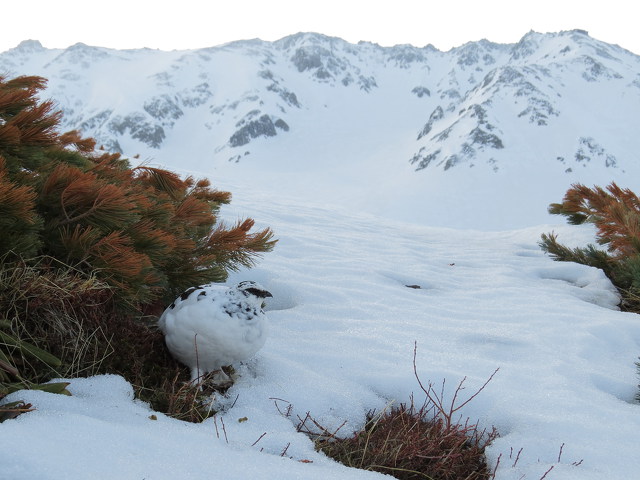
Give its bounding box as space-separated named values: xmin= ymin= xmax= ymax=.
xmin=313 ymin=402 xmax=497 ymax=480
xmin=0 ymin=257 xmax=113 ymax=379
xmin=0 ymin=256 xmax=231 ymax=421
xmin=302 ymin=343 xmax=499 ymax=480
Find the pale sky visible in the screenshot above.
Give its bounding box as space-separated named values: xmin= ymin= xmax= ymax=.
xmin=2 ymin=0 xmax=638 ymax=55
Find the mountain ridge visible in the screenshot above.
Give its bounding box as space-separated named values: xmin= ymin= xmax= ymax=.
xmin=2 ymin=30 xmax=639 ymax=229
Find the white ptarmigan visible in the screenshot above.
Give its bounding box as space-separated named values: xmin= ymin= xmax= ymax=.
xmin=158 ymin=281 xmax=272 ymax=383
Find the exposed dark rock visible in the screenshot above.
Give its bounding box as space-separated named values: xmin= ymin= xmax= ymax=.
xmin=443 ymin=154 xmax=460 ymax=170
xmin=179 ymin=83 xmax=213 ymax=107
xmin=102 ymin=138 xmax=123 ymax=154
xmin=266 ymin=83 xmax=300 ymax=108
xmin=274 ymin=119 xmax=289 ymax=131
xmin=440 ymin=89 xmax=461 ymax=100
xmin=574 ymin=137 xmax=617 ymax=167
xmin=80 ymin=109 xmax=113 ymax=131
xmin=510 ymin=32 xmax=539 ymax=60
xmin=412 ymin=86 xmax=431 ymax=98
xmin=468 ymin=104 xmax=488 ymax=123
xmin=580 ymin=56 xmax=623 ymax=82
xmin=229 ymin=114 xmax=286 ymax=147
xmin=109 ymin=113 xmax=165 ymax=148
xmin=386 ymin=45 xmax=430 ymax=67
xmin=417 ymin=106 xmax=444 ymax=140
xmin=144 ymin=95 xmax=183 ymax=125
xmin=292 ymin=46 xmax=338 ymax=79
xmin=409 ymin=147 xmax=441 ymax=170
xmin=289 ymin=43 xmax=377 ymax=90
xmin=358 ymin=75 xmax=377 ymax=92
xmin=470 ymin=127 xmax=504 ymax=149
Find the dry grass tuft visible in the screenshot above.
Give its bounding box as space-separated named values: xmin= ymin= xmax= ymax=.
xmin=0 ymin=256 xmax=232 ymax=421
xmin=314 ymin=401 xmax=497 ymax=480
xmin=305 ymin=343 xmax=498 ymax=480
xmin=0 ymin=256 xmax=114 ymax=383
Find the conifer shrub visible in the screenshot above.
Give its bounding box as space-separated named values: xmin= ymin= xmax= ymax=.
xmin=0 ymin=74 xmax=276 ymax=417
xmin=0 ymin=74 xmax=276 ymax=308
xmin=540 ymin=182 xmax=640 ymax=312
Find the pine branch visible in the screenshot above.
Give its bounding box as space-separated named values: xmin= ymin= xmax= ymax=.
xmin=58 ymin=130 xmax=96 ymax=153
xmin=0 ymin=73 xmax=277 ymax=309
xmin=133 ymin=166 xmax=186 ymax=200
xmin=539 ymin=232 xmax=613 ymax=271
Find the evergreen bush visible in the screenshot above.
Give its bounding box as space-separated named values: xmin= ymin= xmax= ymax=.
xmin=0 ymin=74 xmax=276 ymax=416
xmin=540 ymin=182 xmax=640 ymax=311
xmin=0 ymin=74 xmax=276 ymax=308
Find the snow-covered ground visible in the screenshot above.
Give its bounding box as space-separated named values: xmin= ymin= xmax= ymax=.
xmin=2 ymin=178 xmax=640 ymax=480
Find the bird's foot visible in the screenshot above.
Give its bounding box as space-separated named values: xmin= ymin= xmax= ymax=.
xmin=210 ymin=366 xmax=236 ymax=390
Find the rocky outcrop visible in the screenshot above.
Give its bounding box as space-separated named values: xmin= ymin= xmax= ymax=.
xmin=229 ymin=113 xmax=289 ymax=147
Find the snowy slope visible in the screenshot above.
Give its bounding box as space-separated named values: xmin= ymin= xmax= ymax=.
xmin=2 ymin=184 xmax=639 ymax=480
xmin=1 ymin=31 xmax=640 ymax=479
xmin=2 ymin=30 xmax=640 ymax=229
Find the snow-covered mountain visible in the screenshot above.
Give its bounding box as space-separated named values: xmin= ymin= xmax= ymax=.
xmin=4 ymin=32 xmax=640 ymax=480
xmin=2 ymin=30 xmax=639 ymax=229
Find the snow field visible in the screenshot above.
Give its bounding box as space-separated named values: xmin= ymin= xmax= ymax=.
xmin=2 ymin=185 xmax=640 ymax=479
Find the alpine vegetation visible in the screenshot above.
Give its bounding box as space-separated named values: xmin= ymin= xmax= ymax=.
xmin=540 ymin=182 xmax=640 ymax=311
xmin=0 ymin=74 xmax=276 ymax=417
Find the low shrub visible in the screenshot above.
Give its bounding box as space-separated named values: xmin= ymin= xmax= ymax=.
xmin=314 ymin=401 xmax=497 ymax=480
xmin=299 ymin=345 xmax=499 ymax=480
xmin=0 ymin=74 xmax=276 ymax=417
xmin=540 ymin=182 xmax=640 ymax=312
xmin=0 ymin=74 xmax=277 ymax=309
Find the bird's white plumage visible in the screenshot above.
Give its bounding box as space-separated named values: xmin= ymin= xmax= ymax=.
xmin=159 ymin=281 xmax=271 ymax=382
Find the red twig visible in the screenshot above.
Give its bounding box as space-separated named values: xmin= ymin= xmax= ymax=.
xmin=413 ymin=341 xmax=499 ymax=430
xmin=491 ymin=453 xmax=502 ymax=478
xmin=280 ymin=442 xmax=290 ymax=457
xmin=539 ymin=465 xmax=555 ymax=479
xmin=557 ymin=443 xmax=564 ymax=463
xmin=213 ymin=415 xmax=220 ymax=439
xmin=220 ymin=416 xmax=228 ymax=443
xmin=270 ymin=397 xmax=293 ymax=417
xmin=512 ymin=447 xmax=523 ymax=468
xmin=251 ymin=432 xmax=267 ymax=447
xmin=296 ymin=411 xmax=347 ymax=439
